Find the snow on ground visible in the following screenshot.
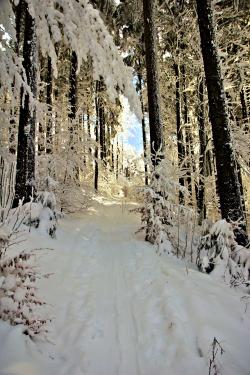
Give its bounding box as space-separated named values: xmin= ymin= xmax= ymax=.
xmin=0 ymin=197 xmax=250 ymax=375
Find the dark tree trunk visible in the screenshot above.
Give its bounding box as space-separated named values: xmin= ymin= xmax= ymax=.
xmin=46 ymin=56 xmax=53 ymax=154
xmin=38 ymin=55 xmax=46 ymax=155
xmin=94 ymin=81 xmax=99 ymax=191
xmin=174 ymin=63 xmax=185 ymax=204
xmin=240 ymin=90 xmax=248 ymax=121
xmin=197 ymin=78 xmax=206 ymax=224
xmin=94 ymin=78 xmax=106 ymax=164
xmin=87 ymin=110 xmax=92 ymax=157
xmin=116 ymin=138 xmax=119 ymax=180
xmin=111 ymin=141 xmax=114 ymax=172
xmin=13 ymin=3 xmax=37 ymax=207
xmin=68 ymin=50 xmax=79 ymax=181
xmin=14 ymin=0 xmax=24 ymax=54
xmin=9 ymin=0 xmax=25 ymax=155
xmin=142 ymin=0 xmax=164 ymax=165
xmin=181 ymin=65 xmax=192 ymax=199
xmin=9 ymin=115 xmax=16 ymax=155
xmin=68 ymin=51 xmax=78 ymax=149
xmin=240 ymin=88 xmax=248 ymax=132
xmin=236 ymin=161 xmax=246 ymax=218
xmin=138 ymin=72 xmax=149 ymax=185
xmin=82 ymin=113 xmax=87 ymax=166
xmin=99 ymin=99 xmax=106 ymax=162
xmin=196 ymin=0 xmax=248 ymax=246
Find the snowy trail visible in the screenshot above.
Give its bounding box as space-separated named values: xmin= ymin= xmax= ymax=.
xmin=51 ymin=205 xmax=145 ymax=375
xmin=0 ymin=198 xmax=250 ymax=375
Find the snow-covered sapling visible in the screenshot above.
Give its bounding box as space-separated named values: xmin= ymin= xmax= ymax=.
xmin=197 ymin=219 xmax=250 ymax=286
xmin=0 ymin=213 xmax=50 ymax=338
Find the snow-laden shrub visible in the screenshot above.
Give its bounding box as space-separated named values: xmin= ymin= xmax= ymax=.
xmin=20 ymin=191 xmax=59 ymax=238
xmin=197 ymin=219 xmax=250 ymax=286
xmin=139 ymin=157 xmax=187 ymax=255
xmin=37 ymin=160 xmax=91 ymax=213
xmin=0 ymin=216 xmax=50 ymax=338
xmin=57 ymin=182 xmax=91 ymax=213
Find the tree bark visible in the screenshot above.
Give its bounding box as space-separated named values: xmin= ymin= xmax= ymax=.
xmin=13 ymin=2 xmax=37 ymax=207
xmin=68 ymin=51 xmax=78 ymax=149
xmin=9 ymin=0 xmax=25 ymax=155
xmin=240 ymin=87 xmax=248 ymax=132
xmin=181 ymin=65 xmax=192 ymax=199
xmin=138 ymin=71 xmax=149 ymax=185
xmin=68 ymin=50 xmax=80 ymax=181
xmin=197 ymin=78 xmax=206 ymax=224
xmin=174 ymin=63 xmax=185 ymax=204
xmin=14 ymin=0 xmax=24 ymax=54
xmin=99 ymin=80 xmax=106 ymax=162
xmin=111 ymin=141 xmax=114 ymax=172
xmin=38 ymin=55 xmax=46 ymax=155
xmin=87 ymin=110 xmax=92 ymax=157
xmin=94 ymin=81 xmax=99 ymax=191
xmin=116 ymin=138 xmax=119 ymax=180
xmin=196 ymin=0 xmax=248 ymax=246
xmin=142 ymin=0 xmax=164 ymax=165
xmin=46 ymin=56 xmax=53 ymax=154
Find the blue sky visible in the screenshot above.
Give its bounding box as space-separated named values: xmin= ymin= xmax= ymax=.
xmin=119 ymin=96 xmax=143 ymax=155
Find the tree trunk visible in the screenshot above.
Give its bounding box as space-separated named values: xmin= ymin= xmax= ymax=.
xmin=174 ymin=63 xmax=185 ymax=204
xmin=138 ymin=71 xmax=149 ymax=185
xmin=94 ymin=81 xmax=99 ymax=191
xmin=13 ymin=2 xmax=37 ymax=207
xmin=14 ymin=0 xmax=24 ymax=54
xmin=99 ymin=81 xmax=106 ymax=162
xmin=68 ymin=50 xmax=78 ymax=149
xmin=111 ymin=141 xmax=114 ymax=172
xmin=240 ymin=87 xmax=248 ymax=132
xmin=68 ymin=50 xmax=79 ymax=181
xmin=38 ymin=55 xmax=46 ymax=155
xmin=9 ymin=0 xmax=25 ymax=155
xmin=196 ymin=0 xmax=248 ymax=246
xmin=197 ymin=78 xmax=206 ymax=224
xmin=46 ymin=56 xmax=53 ymax=154
xmin=142 ymin=0 xmax=164 ymax=165
xmin=116 ymin=138 xmax=119 ymax=180
xmin=181 ymin=65 xmax=192 ymax=199
xmin=240 ymin=87 xmax=248 ymax=121
xmin=87 ymin=110 xmax=92 ymax=157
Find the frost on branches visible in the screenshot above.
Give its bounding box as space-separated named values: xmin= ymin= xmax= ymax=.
xmin=197 ymin=219 xmax=250 ymax=288
xmin=0 ymin=1 xmax=35 ymax=121
xmin=0 ymin=0 xmax=141 ymax=118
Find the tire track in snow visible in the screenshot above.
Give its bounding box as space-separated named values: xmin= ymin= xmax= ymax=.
xmin=122 ymin=265 xmax=142 ymax=375
xmin=113 ymin=255 xmax=141 ymax=375
xmin=113 ymin=260 xmax=123 ymax=375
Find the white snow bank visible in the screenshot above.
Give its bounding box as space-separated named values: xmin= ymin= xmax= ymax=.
xmin=0 ymin=200 xmax=249 ymax=375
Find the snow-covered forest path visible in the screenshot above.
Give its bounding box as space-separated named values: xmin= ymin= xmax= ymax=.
xmin=0 ymin=198 xmax=250 ymax=375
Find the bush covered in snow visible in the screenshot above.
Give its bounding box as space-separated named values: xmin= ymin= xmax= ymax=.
xmin=57 ymin=183 xmax=90 ymax=214
xmin=0 ymin=217 xmax=50 ymax=338
xmin=139 ymin=157 xmax=187 ymax=255
xmin=19 ymin=191 xmax=59 ymax=238
xmin=197 ymin=219 xmax=250 ymax=287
